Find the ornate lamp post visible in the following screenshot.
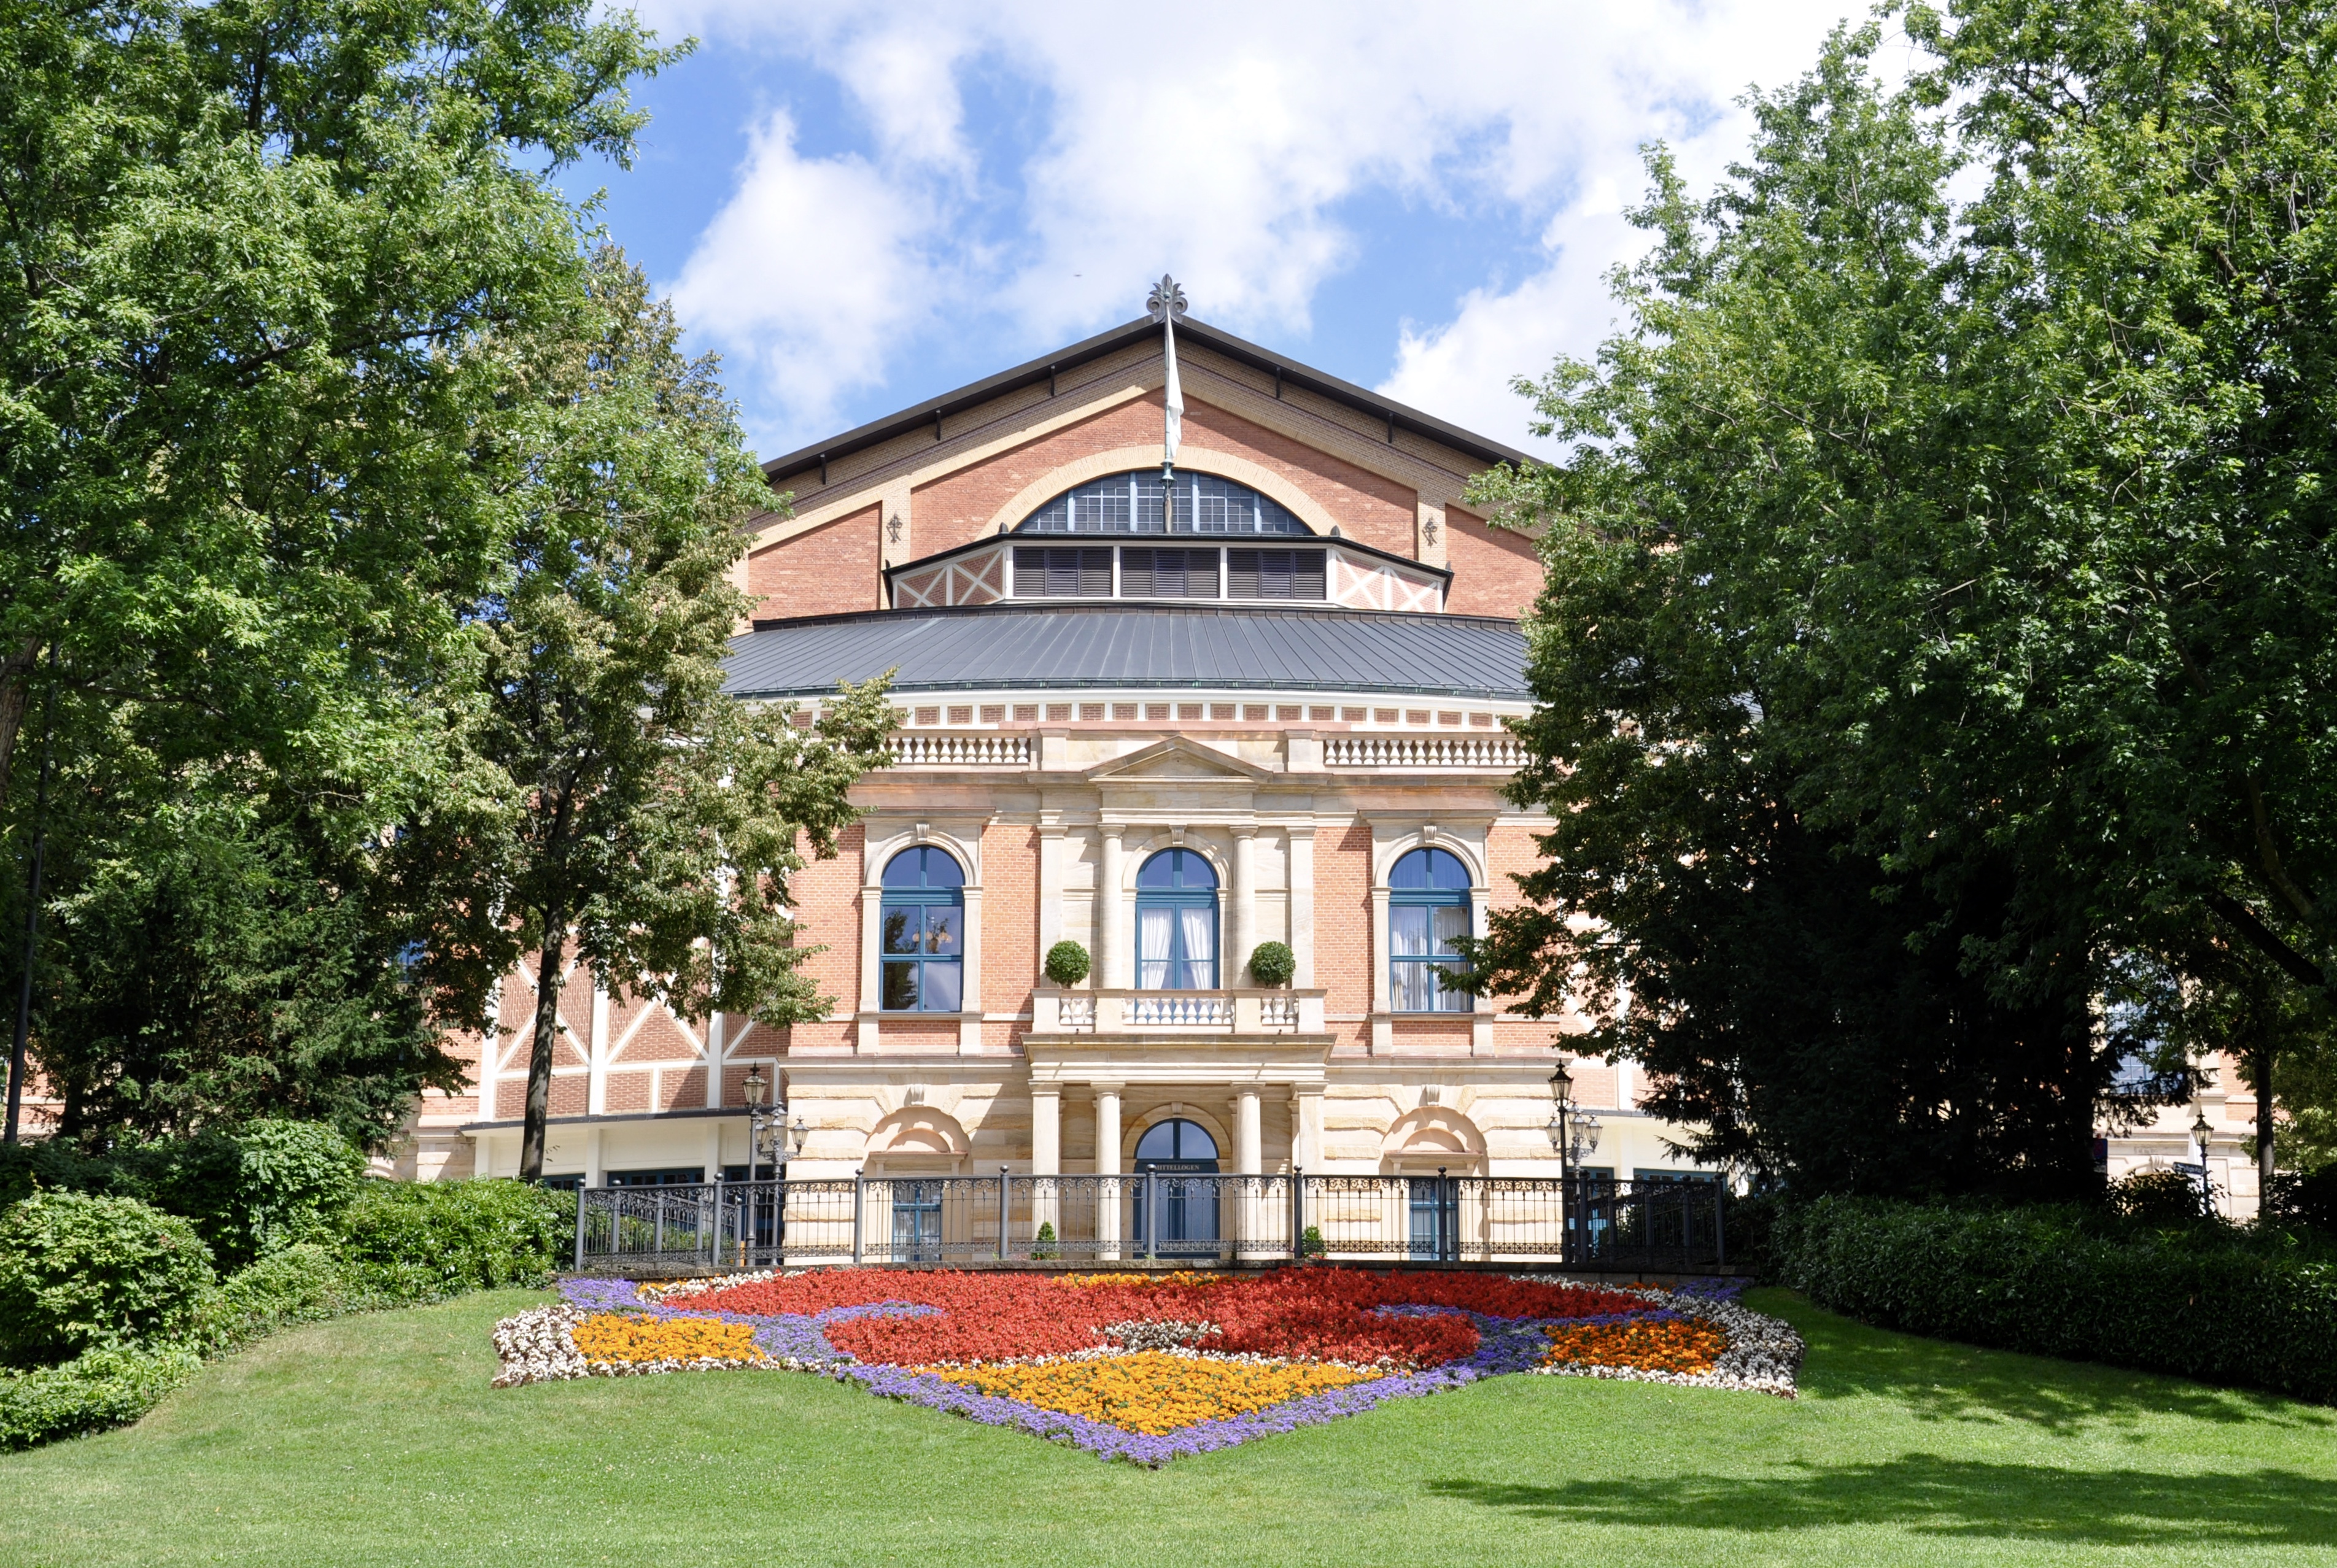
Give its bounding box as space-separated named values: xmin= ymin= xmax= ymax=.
xmin=742 ymin=1067 xmax=807 ymax=1185
xmin=2191 ymin=1106 xmax=2215 ymax=1218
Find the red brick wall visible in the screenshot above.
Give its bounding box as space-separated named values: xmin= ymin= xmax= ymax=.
xmin=1444 ymin=504 xmax=1542 ymax=620
xmin=910 ymin=393 xmax=1420 ymax=558
xmin=778 ymin=823 xmax=864 ymax=1054
xmin=982 ymin=822 xmax=1037 ymax=1050
xmin=748 ymin=503 xmax=880 ymax=620
xmin=1316 ymin=817 xmax=1374 ymax=1051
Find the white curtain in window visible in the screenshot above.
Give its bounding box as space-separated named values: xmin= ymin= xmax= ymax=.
xmin=1139 ymin=907 xmax=1172 ymax=987
xmin=1179 ymin=906 xmax=1215 ymax=988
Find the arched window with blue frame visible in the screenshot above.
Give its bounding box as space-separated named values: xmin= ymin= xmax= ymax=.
xmin=1389 ymin=847 xmax=1473 ymax=1012
xmin=880 ymin=846 xmax=964 ymax=1011
xmin=1135 ymin=849 xmax=1218 ymax=989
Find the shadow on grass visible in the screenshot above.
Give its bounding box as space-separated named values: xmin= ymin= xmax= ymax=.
xmin=1428 ymin=1458 xmax=2337 ymax=1546
xmin=1759 ymin=1291 xmax=2335 ymax=1434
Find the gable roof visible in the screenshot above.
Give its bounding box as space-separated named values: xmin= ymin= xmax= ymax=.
xmin=758 ymin=315 xmax=1539 ymax=491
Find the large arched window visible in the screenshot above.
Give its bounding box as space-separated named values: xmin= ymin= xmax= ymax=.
xmin=880 ymin=847 xmax=964 ymax=1011
xmin=1016 ymin=471 xmax=1309 ymax=535
xmin=1136 ymin=849 xmax=1219 ymax=990
xmin=1390 ymin=848 xmax=1472 ymax=1013
xmin=1134 ymin=1118 xmax=1219 ymax=1168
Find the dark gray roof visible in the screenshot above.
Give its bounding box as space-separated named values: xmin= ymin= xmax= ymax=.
xmin=759 ymin=314 xmax=1540 ymax=489
xmin=724 ymin=604 xmax=1530 ymax=701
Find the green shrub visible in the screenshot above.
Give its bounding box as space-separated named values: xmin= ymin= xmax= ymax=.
xmin=0 ymin=1343 xmax=201 ymax=1450
xmin=0 ymin=1140 xmax=136 ymax=1211
xmin=1300 ymin=1224 xmax=1324 ymax=1258
xmin=1247 ymin=941 xmax=1296 ymax=987
xmin=1032 ymin=1220 xmax=1056 ymax=1261
xmin=2267 ymin=1167 xmax=2337 ymax=1234
xmin=1775 ymin=1195 xmax=2337 ymax=1404
xmin=0 ymin=1193 xmax=215 ymax=1364
xmin=2109 ymin=1168 xmax=2209 ymax=1226
xmin=337 ymin=1179 xmax=572 ymax=1300
xmin=145 ymin=1121 xmax=367 ymax=1269
xmin=1044 ymin=940 xmax=1091 ymax=987
xmin=195 ymin=1243 xmax=368 ymax=1353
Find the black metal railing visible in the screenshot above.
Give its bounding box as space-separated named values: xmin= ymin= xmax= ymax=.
xmin=571 ymin=1172 xmax=1729 ymax=1276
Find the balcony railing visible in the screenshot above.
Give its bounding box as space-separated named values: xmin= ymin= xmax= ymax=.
xmin=888 ymin=732 xmax=1033 ymax=767
xmin=1030 ymin=987 xmax=1325 ymax=1034
xmin=572 ymin=1173 xmax=1730 ymax=1275
xmin=1324 ymin=735 xmax=1524 ymax=769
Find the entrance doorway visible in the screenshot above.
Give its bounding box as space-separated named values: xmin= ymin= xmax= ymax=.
xmin=1132 ymin=1118 xmax=1219 ymax=1254
xmin=891 ymin=1179 xmax=944 ymax=1262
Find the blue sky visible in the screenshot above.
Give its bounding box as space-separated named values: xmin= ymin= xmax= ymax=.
xmin=564 ymin=1 xmax=1877 ymax=462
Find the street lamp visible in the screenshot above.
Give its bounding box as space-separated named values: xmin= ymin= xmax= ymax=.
xmin=2191 ymin=1106 xmax=2215 ymax=1218
xmin=742 ymin=1067 xmax=798 ymax=1186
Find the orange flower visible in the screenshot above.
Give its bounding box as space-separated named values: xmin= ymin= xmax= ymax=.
xmin=929 ymin=1352 xmax=1378 ymax=1435
xmin=572 ymin=1313 xmax=768 ymax=1367
xmin=1541 ymin=1316 xmax=1727 ymax=1376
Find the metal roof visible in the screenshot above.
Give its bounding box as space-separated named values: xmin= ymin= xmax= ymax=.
xmin=724 ymin=604 xmax=1531 ymax=702
xmin=758 ymin=314 xmax=1541 ymax=489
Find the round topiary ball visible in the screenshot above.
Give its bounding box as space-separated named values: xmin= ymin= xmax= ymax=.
xmin=1044 ymin=940 xmax=1092 ymax=988
xmin=1247 ymin=941 xmax=1296 ymax=987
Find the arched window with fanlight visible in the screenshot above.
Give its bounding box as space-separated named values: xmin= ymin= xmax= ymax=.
xmin=1135 ymin=849 xmax=1218 ymax=990
xmin=1389 ymin=848 xmax=1473 ymax=1013
xmin=880 ymin=846 xmax=964 ymax=1011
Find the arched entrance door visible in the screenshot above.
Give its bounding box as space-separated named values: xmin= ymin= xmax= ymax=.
xmin=1133 ymin=1118 xmax=1219 ymax=1255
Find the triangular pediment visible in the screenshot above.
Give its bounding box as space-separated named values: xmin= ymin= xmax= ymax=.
xmin=1084 ymin=737 xmax=1274 ymax=784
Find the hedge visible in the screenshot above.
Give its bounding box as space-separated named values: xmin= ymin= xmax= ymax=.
xmin=0 ymin=1344 xmax=201 ymax=1451
xmin=1774 ymin=1195 xmax=2337 ymax=1405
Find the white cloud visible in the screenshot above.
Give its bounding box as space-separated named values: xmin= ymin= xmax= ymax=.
xmin=665 ymin=109 xmax=945 ymax=449
xmin=643 ymin=0 xmax=1882 ymax=452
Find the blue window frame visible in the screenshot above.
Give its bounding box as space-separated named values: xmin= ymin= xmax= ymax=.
xmin=880 ymin=847 xmax=964 ymax=1011
xmin=1390 ymin=848 xmax=1473 ymax=1012
xmin=1135 ymin=849 xmax=1218 ymax=989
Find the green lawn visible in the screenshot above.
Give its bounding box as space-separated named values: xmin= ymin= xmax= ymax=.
xmin=2 ymin=1288 xmax=2331 ymax=1567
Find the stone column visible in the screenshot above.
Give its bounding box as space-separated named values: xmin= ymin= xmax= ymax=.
xmin=1287 ymin=825 xmax=1316 ymax=987
xmin=1031 ymin=1086 xmax=1061 ymax=1175
xmin=1231 ymin=826 xmax=1257 ymax=986
xmin=1290 ymin=1086 xmax=1323 ymax=1170
xmin=1036 ymin=814 xmax=1066 ymax=954
xmin=856 ymin=862 xmax=884 ymax=1053
xmin=1031 ymin=1084 xmax=1061 ymax=1242
xmin=1094 ymin=1083 xmax=1123 ymax=1261
xmin=584 ymin=1126 xmax=605 ymax=1188
xmin=1234 ymin=1089 xmax=1262 ymax=1175
xmin=1098 ymin=827 xmax=1127 ymax=988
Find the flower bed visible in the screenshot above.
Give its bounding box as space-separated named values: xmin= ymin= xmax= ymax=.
xmin=489 ymin=1269 xmax=1802 ymax=1459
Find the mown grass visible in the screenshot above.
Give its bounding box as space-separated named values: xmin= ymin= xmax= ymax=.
xmin=2 ymin=1287 xmax=2331 ymax=1567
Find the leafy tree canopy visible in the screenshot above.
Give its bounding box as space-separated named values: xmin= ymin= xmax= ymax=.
xmin=1467 ymin=1 xmax=2337 ymax=1194
xmin=387 ymin=252 xmax=893 ymax=1180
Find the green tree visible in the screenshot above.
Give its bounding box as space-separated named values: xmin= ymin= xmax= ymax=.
xmin=0 ymin=0 xmax=681 ymax=1132
xmin=1462 ymin=10 xmax=2337 ymax=1192
xmin=390 ymin=253 xmax=893 ymax=1180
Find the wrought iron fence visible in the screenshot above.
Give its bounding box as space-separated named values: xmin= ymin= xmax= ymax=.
xmin=571 ymin=1172 xmax=1727 ymax=1276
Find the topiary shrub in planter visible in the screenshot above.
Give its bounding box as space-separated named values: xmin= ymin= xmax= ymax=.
xmin=1032 ymin=1221 xmax=1057 ymax=1261
xmin=1300 ymin=1224 xmax=1325 ymax=1259
xmin=1247 ymin=941 xmax=1296 ymax=987
xmin=0 ymin=1193 xmax=215 ymax=1365
xmin=1044 ymin=941 xmax=1091 ymax=988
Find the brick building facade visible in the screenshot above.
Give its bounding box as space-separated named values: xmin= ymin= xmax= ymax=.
xmin=393 ymin=301 xmax=1715 ymax=1199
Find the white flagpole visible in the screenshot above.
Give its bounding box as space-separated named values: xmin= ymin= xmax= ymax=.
xmin=1149 ymin=274 xmax=1186 ymax=482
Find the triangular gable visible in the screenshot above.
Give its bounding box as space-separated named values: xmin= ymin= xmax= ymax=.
xmin=1083 ymin=737 xmax=1275 ymax=784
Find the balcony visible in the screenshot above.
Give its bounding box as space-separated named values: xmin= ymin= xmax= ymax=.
xmin=1033 ymin=987 xmax=1325 ymax=1035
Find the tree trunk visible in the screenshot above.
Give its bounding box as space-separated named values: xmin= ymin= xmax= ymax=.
xmin=2256 ymin=1041 xmax=2277 ymax=1193
xmin=519 ymin=919 xmax=568 ymax=1182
